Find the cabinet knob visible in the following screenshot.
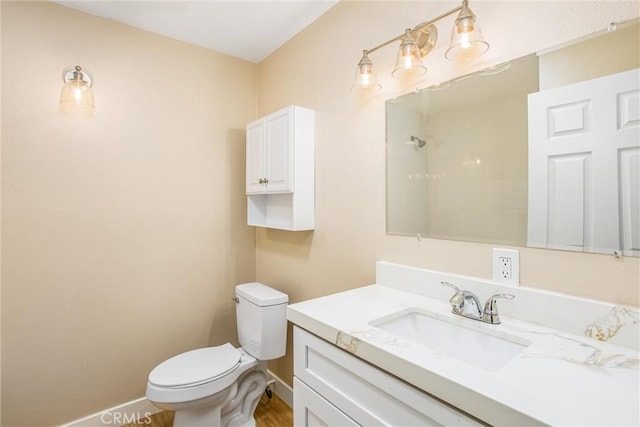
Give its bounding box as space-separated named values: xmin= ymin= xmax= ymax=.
xmin=259 ymin=178 xmax=269 ymax=184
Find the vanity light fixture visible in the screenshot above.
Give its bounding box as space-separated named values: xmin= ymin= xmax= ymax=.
xmin=60 ymin=65 xmax=94 ymax=113
xmin=352 ymin=0 xmax=489 ymax=91
xmin=391 ymin=29 xmax=428 ymax=79
xmin=353 ymin=50 xmax=382 ymax=90
xmin=445 ymin=0 xmax=489 ymax=60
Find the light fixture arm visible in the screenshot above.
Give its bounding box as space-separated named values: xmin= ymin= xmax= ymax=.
xmin=364 ymin=4 xmax=463 ymax=56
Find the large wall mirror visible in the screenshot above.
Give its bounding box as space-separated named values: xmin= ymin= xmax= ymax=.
xmin=386 ymin=19 xmax=639 ymax=256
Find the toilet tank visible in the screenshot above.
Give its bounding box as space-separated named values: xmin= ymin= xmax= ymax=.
xmin=235 ymin=282 xmax=288 ymax=360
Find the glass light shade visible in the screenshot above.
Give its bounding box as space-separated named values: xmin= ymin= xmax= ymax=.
xmin=352 ymin=50 xmax=381 ymax=91
xmin=445 ymin=3 xmax=489 ymax=61
xmin=60 ymin=83 xmax=94 ymax=113
xmin=392 ymin=29 xmax=427 ymax=79
xmin=59 ymin=66 xmax=94 ymax=113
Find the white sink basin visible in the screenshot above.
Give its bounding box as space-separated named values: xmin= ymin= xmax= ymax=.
xmin=370 ymin=309 xmax=530 ymax=371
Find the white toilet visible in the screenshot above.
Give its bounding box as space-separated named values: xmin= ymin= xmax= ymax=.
xmin=146 ymin=282 xmax=288 ymax=427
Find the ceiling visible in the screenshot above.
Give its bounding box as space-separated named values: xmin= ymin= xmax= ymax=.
xmin=54 ymin=1 xmax=339 ymax=63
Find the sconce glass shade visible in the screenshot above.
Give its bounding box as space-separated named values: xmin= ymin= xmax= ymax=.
xmin=60 ymin=66 xmax=94 ymax=113
xmin=392 ymin=29 xmax=427 ymax=79
xmin=445 ymin=0 xmax=489 ymax=60
xmin=352 ymin=50 xmax=381 ymax=91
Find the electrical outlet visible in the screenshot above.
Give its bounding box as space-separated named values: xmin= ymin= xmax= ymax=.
xmin=499 ymin=256 xmax=512 ymax=279
xmin=493 ymin=248 xmax=519 ymax=285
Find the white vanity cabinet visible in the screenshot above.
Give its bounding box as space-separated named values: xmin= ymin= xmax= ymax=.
xmin=245 ymin=105 xmax=314 ymax=230
xmin=293 ymin=326 xmax=483 ymax=427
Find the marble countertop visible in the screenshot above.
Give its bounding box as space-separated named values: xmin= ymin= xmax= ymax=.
xmin=287 ymin=266 xmax=639 ymax=426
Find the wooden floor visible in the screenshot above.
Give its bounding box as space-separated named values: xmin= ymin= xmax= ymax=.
xmin=254 ymin=393 xmax=293 ymax=427
xmin=123 ymin=393 xmax=292 ymax=427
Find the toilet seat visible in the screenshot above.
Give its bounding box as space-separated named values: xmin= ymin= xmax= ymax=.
xmin=148 ymin=343 xmax=241 ymax=388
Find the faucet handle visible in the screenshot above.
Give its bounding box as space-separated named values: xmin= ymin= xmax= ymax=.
xmin=441 ymin=281 xmax=461 ymax=293
xmin=441 ymin=282 xmax=466 ymax=313
xmin=441 ymin=281 xmax=463 ymax=304
xmin=482 ymin=294 xmax=515 ymax=324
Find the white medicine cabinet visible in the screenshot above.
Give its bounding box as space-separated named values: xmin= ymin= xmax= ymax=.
xmin=245 ymin=105 xmax=315 ymax=231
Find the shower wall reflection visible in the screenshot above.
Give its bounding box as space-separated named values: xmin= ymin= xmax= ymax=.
xmin=386 ymin=55 xmax=538 ymax=244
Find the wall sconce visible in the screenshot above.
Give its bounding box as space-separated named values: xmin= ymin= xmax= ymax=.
xmin=352 ymin=50 xmax=382 ymax=90
xmin=352 ymin=0 xmax=489 ymax=91
xmin=445 ymin=0 xmax=489 ymax=60
xmin=60 ymin=65 xmax=94 ymax=113
xmin=391 ymin=29 xmax=429 ymax=79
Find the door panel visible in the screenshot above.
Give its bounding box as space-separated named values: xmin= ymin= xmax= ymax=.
xmin=546 ymin=153 xmax=589 ymax=250
xmin=620 ymin=148 xmax=640 ymax=256
xmin=528 ymin=68 xmax=640 ymax=254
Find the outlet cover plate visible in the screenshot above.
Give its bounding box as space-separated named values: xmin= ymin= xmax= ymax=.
xmin=493 ymin=248 xmax=520 ymax=285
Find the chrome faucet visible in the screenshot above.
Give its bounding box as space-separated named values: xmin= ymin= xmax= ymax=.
xmin=442 ymin=282 xmax=483 ymax=319
xmin=441 ymin=282 xmax=514 ymax=324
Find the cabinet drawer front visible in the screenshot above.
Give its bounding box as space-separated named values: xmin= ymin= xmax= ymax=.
xmin=294 ymin=327 xmax=482 ymax=427
xmin=294 ymin=378 xmax=360 ymax=427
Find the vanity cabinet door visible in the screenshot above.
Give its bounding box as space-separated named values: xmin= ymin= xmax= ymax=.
xmin=294 ymin=378 xmax=359 ymax=427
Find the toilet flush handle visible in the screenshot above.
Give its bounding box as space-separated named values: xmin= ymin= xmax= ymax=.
xmin=232 ymin=297 xmax=239 ymax=304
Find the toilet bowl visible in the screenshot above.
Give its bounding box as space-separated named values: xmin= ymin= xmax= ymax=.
xmin=146 ymin=282 xmax=288 ymax=427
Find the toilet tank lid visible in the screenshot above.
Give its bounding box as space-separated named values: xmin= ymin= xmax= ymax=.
xmin=236 ymin=282 xmax=288 ymax=306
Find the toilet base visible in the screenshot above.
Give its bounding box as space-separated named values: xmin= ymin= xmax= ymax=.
xmin=170 ymin=361 xmax=267 ymax=427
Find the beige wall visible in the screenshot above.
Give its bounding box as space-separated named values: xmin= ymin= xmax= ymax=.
xmin=540 ymin=20 xmax=640 ymax=90
xmin=256 ymin=1 xmax=640 ymax=386
xmin=1 ymin=2 xmax=256 ymax=425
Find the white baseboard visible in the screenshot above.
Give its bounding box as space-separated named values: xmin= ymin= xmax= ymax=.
xmin=62 ymin=397 xmax=160 ymax=427
xmin=266 ymin=369 xmax=293 ymax=408
xmin=62 ymin=371 xmax=293 ymax=426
